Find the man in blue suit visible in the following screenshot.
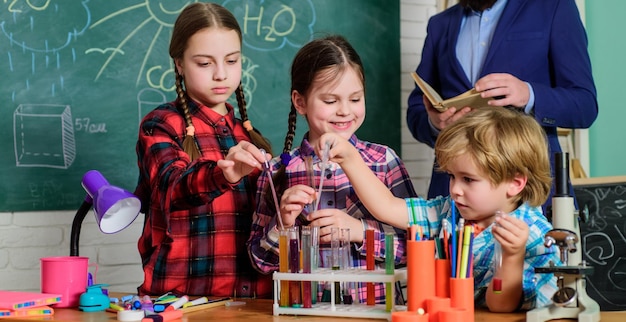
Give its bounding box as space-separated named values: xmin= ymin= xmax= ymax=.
xmin=407 ymin=0 xmax=597 ymax=209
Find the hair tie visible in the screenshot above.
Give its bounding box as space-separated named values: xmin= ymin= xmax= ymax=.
xmin=185 ymin=125 xmax=195 ymax=136
xmin=243 ymin=120 xmax=253 ymax=132
xmin=280 ymin=152 xmax=291 ymax=166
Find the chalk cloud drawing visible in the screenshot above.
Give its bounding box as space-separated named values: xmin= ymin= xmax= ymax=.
xmin=1 ymin=0 xmax=90 ymax=53
xmin=13 ymin=104 xmax=76 ymax=169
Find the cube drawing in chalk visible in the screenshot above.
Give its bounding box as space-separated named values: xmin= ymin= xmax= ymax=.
xmin=13 ymin=104 xmax=76 ymax=169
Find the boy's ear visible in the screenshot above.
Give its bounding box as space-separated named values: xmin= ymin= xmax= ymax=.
xmin=292 ymin=90 xmax=306 ymax=115
xmin=507 ymin=173 xmax=527 ymax=197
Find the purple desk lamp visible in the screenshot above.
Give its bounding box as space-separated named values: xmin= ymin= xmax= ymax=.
xmin=70 ymin=170 xmax=141 ymax=256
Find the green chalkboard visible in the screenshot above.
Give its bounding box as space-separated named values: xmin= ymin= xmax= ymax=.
xmin=0 ymin=0 xmax=400 ymax=212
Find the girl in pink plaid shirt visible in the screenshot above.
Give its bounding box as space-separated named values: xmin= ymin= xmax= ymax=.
xmin=247 ymin=35 xmax=416 ymax=304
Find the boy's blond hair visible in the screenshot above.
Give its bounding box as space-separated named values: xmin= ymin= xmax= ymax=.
xmin=435 ymin=107 xmax=552 ymax=207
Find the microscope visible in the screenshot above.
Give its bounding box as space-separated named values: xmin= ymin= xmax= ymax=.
xmin=527 ymin=152 xmax=600 ymax=322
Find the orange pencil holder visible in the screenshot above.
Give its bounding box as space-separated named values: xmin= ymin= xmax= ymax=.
xmin=391 ymin=311 xmax=429 ymax=322
xmin=438 ymin=307 xmax=468 ymax=322
xmin=407 ymin=240 xmax=435 ymax=312
xmin=425 ymin=296 xmax=451 ymax=322
xmin=449 ymin=277 xmax=474 ymax=322
xmin=434 ymin=259 xmax=451 ymax=298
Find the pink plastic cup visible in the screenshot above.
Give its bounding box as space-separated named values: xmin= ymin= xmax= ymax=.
xmin=40 ymin=256 xmax=93 ymax=308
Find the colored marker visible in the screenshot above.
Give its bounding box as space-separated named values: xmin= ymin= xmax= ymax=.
xmin=165 ymin=295 xmax=188 ymax=311
xmin=450 ymin=200 xmax=457 ymax=278
xmin=182 ymin=296 xmax=208 ymax=308
xmin=459 ymin=225 xmax=472 ymax=278
xmin=141 ymin=309 xmax=182 ymax=322
xmin=179 ymin=297 xmax=231 ymax=313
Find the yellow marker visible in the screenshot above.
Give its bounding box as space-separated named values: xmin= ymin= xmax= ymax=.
xmin=182 ymin=296 xmax=208 ymax=308
xmin=108 ymin=303 xmax=125 ymax=311
xmin=459 ymin=225 xmax=472 ymax=278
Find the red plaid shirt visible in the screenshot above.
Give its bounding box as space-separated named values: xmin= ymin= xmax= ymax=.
xmin=135 ymin=100 xmax=271 ymax=297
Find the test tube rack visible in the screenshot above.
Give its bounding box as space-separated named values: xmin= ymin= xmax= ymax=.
xmin=272 ymin=267 xmax=407 ymax=320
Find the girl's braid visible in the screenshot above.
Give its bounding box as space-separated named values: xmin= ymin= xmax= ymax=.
xmin=176 ymin=71 xmax=201 ymax=161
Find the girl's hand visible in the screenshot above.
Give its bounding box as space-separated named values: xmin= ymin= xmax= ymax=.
xmin=317 ymin=133 xmax=360 ymax=166
xmin=279 ymin=185 xmax=315 ymax=227
xmin=217 ymin=141 xmax=269 ymax=183
xmin=307 ymin=209 xmax=364 ymax=243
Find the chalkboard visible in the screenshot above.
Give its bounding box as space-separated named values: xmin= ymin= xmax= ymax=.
xmin=573 ymin=176 xmax=626 ymax=311
xmin=0 ymin=1 xmax=400 ymax=211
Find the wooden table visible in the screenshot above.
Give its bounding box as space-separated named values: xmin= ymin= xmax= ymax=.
xmin=7 ymin=298 xmax=626 ymax=322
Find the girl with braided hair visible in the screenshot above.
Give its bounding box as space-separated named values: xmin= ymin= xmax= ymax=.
xmin=247 ymin=34 xmax=416 ymax=304
xmin=135 ymin=2 xmax=272 ymax=297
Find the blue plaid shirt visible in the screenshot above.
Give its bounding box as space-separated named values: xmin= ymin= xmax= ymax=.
xmin=407 ymin=196 xmax=560 ymax=310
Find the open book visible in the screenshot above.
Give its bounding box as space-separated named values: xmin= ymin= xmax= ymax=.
xmin=411 ymin=72 xmax=492 ymax=112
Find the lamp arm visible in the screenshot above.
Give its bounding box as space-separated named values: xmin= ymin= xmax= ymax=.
xmin=70 ymin=200 xmax=93 ymax=256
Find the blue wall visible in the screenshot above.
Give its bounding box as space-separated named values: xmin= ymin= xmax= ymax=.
xmin=587 ymin=1 xmax=626 ymax=176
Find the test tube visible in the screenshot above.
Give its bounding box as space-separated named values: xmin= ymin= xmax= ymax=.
xmin=304 ymin=156 xmax=315 ymax=213
xmin=288 ymin=227 xmax=302 ymax=307
xmin=492 ymin=211 xmax=506 ymax=294
xmin=321 ymin=252 xmax=332 ymax=303
xmin=279 ymin=229 xmax=290 ymax=307
xmin=314 ymin=142 xmax=330 ymax=211
xmin=301 ymin=226 xmax=313 ymax=308
xmin=310 ymin=226 xmax=320 ymax=304
xmin=260 ymin=148 xmax=285 ymax=230
xmin=341 ymin=228 xmax=353 ymax=305
xmin=366 ymin=229 xmax=375 ymax=305
xmin=385 ymin=232 xmax=394 ymax=311
xmin=331 ymin=227 xmax=342 ymax=304
xmin=493 ymin=237 xmax=503 ymax=293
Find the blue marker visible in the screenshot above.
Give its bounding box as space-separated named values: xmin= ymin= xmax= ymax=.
xmin=450 ymin=200 xmax=457 ymax=278
xmin=153 ymin=303 xmax=166 ymax=313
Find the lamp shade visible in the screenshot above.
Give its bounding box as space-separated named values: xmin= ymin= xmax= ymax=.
xmin=81 ymin=170 xmax=140 ymax=234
